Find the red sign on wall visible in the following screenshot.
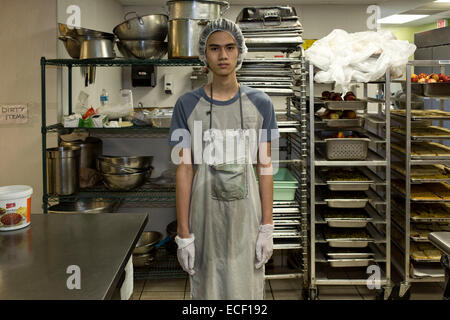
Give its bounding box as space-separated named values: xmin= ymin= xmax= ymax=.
xmin=437 ymin=19 xmax=448 ymax=28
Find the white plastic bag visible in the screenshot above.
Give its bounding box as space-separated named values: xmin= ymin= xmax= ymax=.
xmin=305 ymin=29 xmax=416 ymax=94
xmin=74 ymin=91 xmax=90 ymax=115
xmin=97 ymin=89 xmax=134 ymax=120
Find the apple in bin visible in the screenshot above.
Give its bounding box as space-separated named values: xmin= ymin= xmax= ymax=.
xmin=418 ymin=73 xmax=427 ymax=80
xmin=431 ymin=73 xmax=440 ymax=81
xmin=343 ymin=110 xmax=357 ymax=119
xmin=411 ymin=74 xmax=419 ymax=83
xmin=428 ymin=78 xmax=438 ymax=83
xmin=418 ymin=78 xmax=426 ymax=83
xmin=334 ymin=131 xmax=345 ymax=138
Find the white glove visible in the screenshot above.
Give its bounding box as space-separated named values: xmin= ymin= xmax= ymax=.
xmin=255 ymin=224 xmax=274 ymax=269
xmin=175 ymin=234 xmax=195 ymax=276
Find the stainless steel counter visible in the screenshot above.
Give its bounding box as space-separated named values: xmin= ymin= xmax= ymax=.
xmin=0 ymin=213 xmax=148 ymax=300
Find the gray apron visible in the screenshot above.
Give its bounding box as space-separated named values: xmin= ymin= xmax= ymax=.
xmin=188 ymin=86 xmax=265 ymax=300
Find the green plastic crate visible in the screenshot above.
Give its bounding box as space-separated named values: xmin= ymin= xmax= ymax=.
xmin=254 ymin=167 xmax=299 ymax=201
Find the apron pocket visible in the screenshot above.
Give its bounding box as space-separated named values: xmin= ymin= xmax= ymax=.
xmin=211 ymin=163 xmax=248 ymax=201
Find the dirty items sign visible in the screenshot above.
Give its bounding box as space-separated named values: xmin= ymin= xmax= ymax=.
xmin=0 ymin=105 xmax=28 ymax=124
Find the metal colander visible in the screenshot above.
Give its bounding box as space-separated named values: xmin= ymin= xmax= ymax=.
xmin=325 ymin=138 xmax=370 ymax=160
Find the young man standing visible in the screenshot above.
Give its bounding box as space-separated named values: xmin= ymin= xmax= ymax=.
xmin=168 ymin=18 xmax=279 ymax=300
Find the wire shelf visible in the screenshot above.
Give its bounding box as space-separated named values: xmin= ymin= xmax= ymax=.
xmin=133 ymin=247 xmax=187 ymax=280
xmin=43 ymin=58 xmax=203 ymax=67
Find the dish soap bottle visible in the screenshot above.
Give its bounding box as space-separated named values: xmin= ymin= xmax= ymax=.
xmin=100 ymin=89 xmax=109 ymax=106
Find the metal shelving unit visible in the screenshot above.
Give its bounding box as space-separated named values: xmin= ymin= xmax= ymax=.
xmin=40 ymin=57 xmax=203 ymax=213
xmin=390 ymin=60 xmax=450 ymax=298
xmin=307 ymin=62 xmax=392 ymax=300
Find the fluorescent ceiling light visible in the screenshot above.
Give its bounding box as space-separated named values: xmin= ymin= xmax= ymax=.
xmin=434 ymin=1 xmax=450 ymax=3
xmin=378 ymin=14 xmax=429 ymax=24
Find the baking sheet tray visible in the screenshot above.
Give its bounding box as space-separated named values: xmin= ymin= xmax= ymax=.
xmin=324 ymin=197 xmax=369 ymax=209
xmin=244 ymin=36 xmax=303 ymax=45
xmin=391 ymin=109 xmax=450 ymax=120
xmin=237 ymin=76 xmax=292 ymax=82
xmin=324 ymin=100 xmax=368 ymax=111
xmin=326 ymin=251 xmax=374 ymax=259
xmin=392 ymin=126 xmax=450 ymax=140
xmin=322 ymin=118 xmax=365 ymax=128
xmin=240 ymin=82 xmax=293 ymax=88
xmin=237 ymin=69 xmax=293 ymax=76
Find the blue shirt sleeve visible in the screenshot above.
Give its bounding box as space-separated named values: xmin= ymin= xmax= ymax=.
xmin=260 ymin=99 xmax=280 ymax=143
xmin=168 ymin=97 xmax=191 ymax=148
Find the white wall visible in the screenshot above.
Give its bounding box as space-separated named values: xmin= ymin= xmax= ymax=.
xmin=0 ymin=0 xmax=58 ymax=212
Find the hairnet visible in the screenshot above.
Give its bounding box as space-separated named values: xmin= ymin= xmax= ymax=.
xmin=198 ymin=18 xmax=248 ymax=71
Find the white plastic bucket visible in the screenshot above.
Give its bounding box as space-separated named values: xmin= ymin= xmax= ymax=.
xmin=0 ymin=185 xmax=33 ymax=231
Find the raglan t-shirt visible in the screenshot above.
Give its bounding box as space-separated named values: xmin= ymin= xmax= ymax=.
xmin=168 ymin=85 xmax=280 ymax=163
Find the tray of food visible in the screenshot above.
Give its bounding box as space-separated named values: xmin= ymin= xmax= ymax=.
xmin=322 ymin=208 xmax=372 ymax=228
xmin=324 ymin=227 xmax=373 ymax=248
xmin=411 ymin=242 xmax=443 ymax=262
xmin=320 ymin=168 xmax=372 ymax=191
xmin=392 ymin=126 xmax=450 ymax=139
xmin=320 ymin=91 xmax=368 ymax=110
xmin=410 ymin=203 xmax=450 ymax=222
xmin=392 ymin=163 xmax=450 ymax=183
xmin=321 ymin=131 xmax=370 ymax=161
xmin=391 ymin=141 xmax=450 ymax=160
xmin=410 ymin=222 xmax=450 ymax=242
xmin=391 ymin=109 xmax=450 ymax=120
xmin=392 ymin=180 xmax=450 ymax=201
xmin=323 ymin=191 xmax=369 ymax=208
xmin=327 ymin=258 xmax=374 ymax=268
xmin=317 ymin=108 xmax=364 ymax=128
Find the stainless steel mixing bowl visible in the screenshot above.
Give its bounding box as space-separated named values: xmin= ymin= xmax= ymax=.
xmin=98 ymin=156 xmax=153 ymax=169
xmin=133 ymin=231 xmax=163 ymax=255
xmin=120 ymin=40 xmax=168 ymax=59
xmin=113 ymin=13 xmax=168 ymax=41
xmin=102 ymin=171 xmax=148 ymax=191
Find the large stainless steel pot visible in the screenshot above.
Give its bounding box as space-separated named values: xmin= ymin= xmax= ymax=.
xmin=58 ymin=23 xmax=115 ymax=59
xmin=167 ymin=0 xmax=229 ymax=20
xmin=113 ymin=12 xmax=168 ymax=41
xmin=46 ymin=146 xmax=81 ymax=196
xmin=168 ymin=19 xmax=209 ymax=59
xmin=60 ymin=137 xmax=102 ymax=170
xmin=80 ymin=38 xmax=116 ymax=59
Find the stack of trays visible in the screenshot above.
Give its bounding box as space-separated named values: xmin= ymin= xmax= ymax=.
xmin=236 ymin=6 xmax=303 ymax=51
xmin=237 ymin=58 xmax=299 ymax=96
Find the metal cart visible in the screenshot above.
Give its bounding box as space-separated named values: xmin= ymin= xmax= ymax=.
xmin=390 ymin=60 xmax=450 ymax=298
xmin=237 ymin=25 xmax=308 ymax=287
xmin=307 ymin=62 xmax=393 ymax=300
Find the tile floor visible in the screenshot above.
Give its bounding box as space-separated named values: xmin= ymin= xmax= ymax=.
xmin=131 ymin=277 xmax=446 ymax=300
